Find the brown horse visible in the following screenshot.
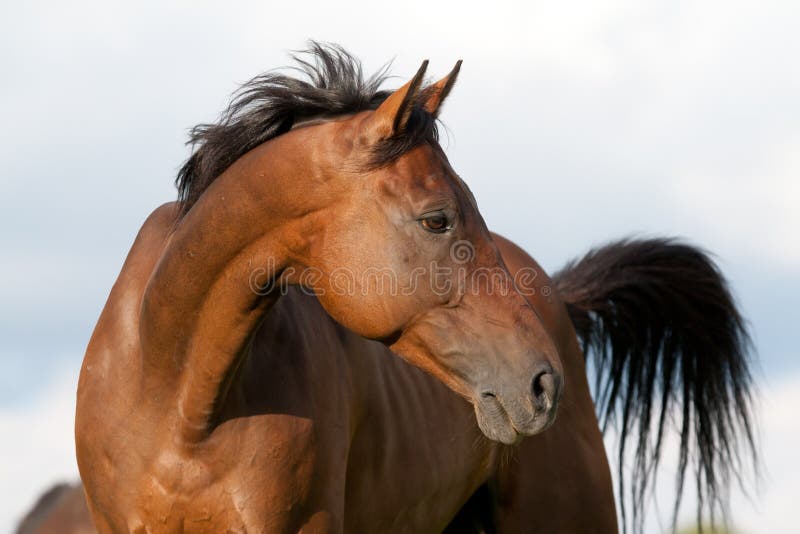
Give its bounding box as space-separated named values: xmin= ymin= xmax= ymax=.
xmin=75 ymin=44 xmax=755 ymax=533
xmin=15 ymin=482 xmax=94 ymax=534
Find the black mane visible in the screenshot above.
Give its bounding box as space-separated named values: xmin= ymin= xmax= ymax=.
xmin=175 ymin=42 xmax=439 ymax=217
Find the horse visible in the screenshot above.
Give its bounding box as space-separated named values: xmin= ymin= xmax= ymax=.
xmin=15 ymin=482 xmax=94 ymax=534
xmin=75 ymin=43 xmax=755 ymax=533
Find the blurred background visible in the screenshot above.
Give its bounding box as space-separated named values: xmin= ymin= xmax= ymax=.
xmin=1 ymin=1 xmax=797 ymax=532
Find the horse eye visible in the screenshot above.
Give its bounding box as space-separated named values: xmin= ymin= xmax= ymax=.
xmin=420 ymin=214 xmax=451 ymax=233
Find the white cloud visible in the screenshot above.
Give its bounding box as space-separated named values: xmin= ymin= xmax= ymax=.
xmin=666 ymin=136 xmax=800 ymax=270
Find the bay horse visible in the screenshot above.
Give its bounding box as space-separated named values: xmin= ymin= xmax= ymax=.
xmin=16 ymin=482 xmax=94 ymax=534
xmin=75 ymin=43 xmax=755 ymax=533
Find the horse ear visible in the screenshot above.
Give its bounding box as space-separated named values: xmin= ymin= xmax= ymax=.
xmin=423 ymin=60 xmax=462 ymax=117
xmin=362 ymin=60 xmax=428 ymax=142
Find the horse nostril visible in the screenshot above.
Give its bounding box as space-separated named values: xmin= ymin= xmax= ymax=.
xmin=531 ymin=366 xmax=559 ymax=411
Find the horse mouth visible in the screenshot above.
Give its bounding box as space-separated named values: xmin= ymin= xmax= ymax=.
xmin=473 ymin=393 xmax=556 ymax=445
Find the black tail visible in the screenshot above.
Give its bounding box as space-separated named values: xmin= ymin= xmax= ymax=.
xmin=554 ymin=238 xmax=757 ymax=533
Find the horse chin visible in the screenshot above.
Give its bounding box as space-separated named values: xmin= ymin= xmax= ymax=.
xmin=473 ymin=398 xmax=557 ymax=446
xmin=474 ymin=404 xmax=524 ymax=446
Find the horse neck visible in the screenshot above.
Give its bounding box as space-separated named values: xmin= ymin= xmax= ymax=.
xmin=139 ymin=137 xmax=326 ymax=443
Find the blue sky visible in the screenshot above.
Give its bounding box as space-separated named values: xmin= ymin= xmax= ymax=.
xmin=1 ymin=1 xmax=798 ymax=531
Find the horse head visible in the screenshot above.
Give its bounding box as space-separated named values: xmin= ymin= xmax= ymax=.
xmin=274 ymin=60 xmax=563 ymax=444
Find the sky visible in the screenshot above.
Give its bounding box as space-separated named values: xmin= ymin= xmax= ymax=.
xmin=0 ymin=0 xmax=798 ymax=531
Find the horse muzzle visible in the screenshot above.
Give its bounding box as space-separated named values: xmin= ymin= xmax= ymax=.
xmin=473 ymin=363 xmax=562 ymax=445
